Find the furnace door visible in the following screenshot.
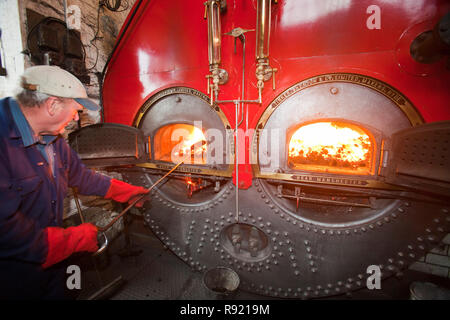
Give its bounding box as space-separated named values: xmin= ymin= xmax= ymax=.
xmin=382 ymin=121 xmax=450 ymax=198
xmin=69 ymin=123 xmax=149 ymax=168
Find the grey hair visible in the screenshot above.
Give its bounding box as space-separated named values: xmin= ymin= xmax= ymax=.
xmin=15 ymin=77 xmax=51 ymax=108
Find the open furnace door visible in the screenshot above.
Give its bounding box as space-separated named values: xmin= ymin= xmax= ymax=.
xmin=68 ymin=123 xmax=149 ymax=168
xmin=383 ymin=121 xmax=450 ymax=198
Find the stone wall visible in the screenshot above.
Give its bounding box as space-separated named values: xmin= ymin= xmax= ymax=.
xmin=2 ymin=0 xmax=135 ymax=126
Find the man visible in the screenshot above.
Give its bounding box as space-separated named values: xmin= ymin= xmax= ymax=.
xmin=0 ymin=65 xmax=149 ymax=299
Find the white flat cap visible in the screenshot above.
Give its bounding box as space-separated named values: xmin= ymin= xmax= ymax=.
xmin=21 ymin=65 xmax=100 ymax=111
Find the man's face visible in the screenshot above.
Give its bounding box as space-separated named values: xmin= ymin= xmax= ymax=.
xmin=42 ymin=98 xmax=83 ymax=135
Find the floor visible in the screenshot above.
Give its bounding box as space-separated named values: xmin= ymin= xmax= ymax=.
xmin=75 ymin=215 xmax=450 ymax=301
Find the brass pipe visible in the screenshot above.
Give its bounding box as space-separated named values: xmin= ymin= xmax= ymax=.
xmin=205 ymin=0 xmax=228 ymax=105
xmin=206 ymin=0 xmax=222 ymax=66
xmin=255 ymin=0 xmax=271 ymax=60
xmin=255 ymin=0 xmax=277 ymax=95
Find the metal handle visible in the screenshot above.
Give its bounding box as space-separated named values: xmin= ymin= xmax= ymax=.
xmin=92 ymin=232 xmax=108 ymax=256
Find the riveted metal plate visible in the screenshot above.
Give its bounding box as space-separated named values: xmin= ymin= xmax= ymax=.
xmin=385 ymin=121 xmax=450 ymax=197
xmin=122 ymin=168 xmax=450 ymax=299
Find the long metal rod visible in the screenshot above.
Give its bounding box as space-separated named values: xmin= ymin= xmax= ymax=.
xmin=215 ymin=99 xmax=260 ymax=104
xmin=235 ymin=101 xmax=239 ymax=223
xmin=72 ymin=188 xmax=85 ymax=223
xmin=238 ymin=34 xmax=246 ymax=127
xmin=98 ymin=158 xmax=186 ymax=232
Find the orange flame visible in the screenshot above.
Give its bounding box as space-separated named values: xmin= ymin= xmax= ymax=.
xmin=154 ymin=124 xmax=207 ymax=164
xmin=174 ymin=126 xmax=207 ymax=159
xmin=289 ymin=122 xmax=372 ymax=173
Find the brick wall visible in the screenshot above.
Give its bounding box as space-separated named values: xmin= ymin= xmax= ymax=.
xmin=5 ymin=0 xmax=135 ymax=126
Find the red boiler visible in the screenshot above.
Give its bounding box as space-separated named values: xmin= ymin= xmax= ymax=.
xmin=70 ymin=0 xmax=450 ymax=298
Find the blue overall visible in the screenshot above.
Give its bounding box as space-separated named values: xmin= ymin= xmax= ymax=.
xmin=0 ymin=97 xmax=111 ymax=299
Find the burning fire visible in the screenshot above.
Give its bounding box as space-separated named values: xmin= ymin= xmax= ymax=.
xmin=288 ymin=121 xmax=372 ymax=173
xmin=154 ymin=124 xmax=207 ymax=164
xmin=173 ymin=126 xmax=207 ymax=160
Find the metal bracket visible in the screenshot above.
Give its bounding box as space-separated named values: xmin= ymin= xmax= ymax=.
xmin=276 ymin=183 xmax=374 ymax=210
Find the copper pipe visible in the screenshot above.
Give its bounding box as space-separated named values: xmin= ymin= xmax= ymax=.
xmin=206 ymin=0 xmax=222 ymax=66
xmin=255 ymin=0 xmax=271 ymax=60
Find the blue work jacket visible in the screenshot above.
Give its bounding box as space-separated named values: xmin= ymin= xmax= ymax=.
xmin=0 ymin=98 xmax=111 ymax=287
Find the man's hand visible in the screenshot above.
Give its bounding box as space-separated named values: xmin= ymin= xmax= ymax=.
xmin=104 ymin=179 xmax=149 ymax=207
xmin=42 ymin=223 xmax=98 ymax=269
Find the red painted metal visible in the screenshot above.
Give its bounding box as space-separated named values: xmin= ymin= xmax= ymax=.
xmin=102 ymin=0 xmax=450 ymax=188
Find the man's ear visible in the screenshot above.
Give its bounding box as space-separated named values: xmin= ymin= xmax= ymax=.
xmin=44 ymin=97 xmax=59 ymax=116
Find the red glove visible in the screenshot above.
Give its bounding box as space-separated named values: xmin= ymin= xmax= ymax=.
xmin=104 ymin=179 xmax=149 ymax=207
xmin=42 ymin=223 xmax=98 ymax=269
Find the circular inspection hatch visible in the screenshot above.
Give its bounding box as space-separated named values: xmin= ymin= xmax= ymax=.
xmin=220 ymin=223 xmax=271 ymax=262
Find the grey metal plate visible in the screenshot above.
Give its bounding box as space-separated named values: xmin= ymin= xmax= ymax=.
xmin=68 ymin=123 xmax=148 ymax=167
xmin=386 ymin=121 xmax=450 ymax=197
